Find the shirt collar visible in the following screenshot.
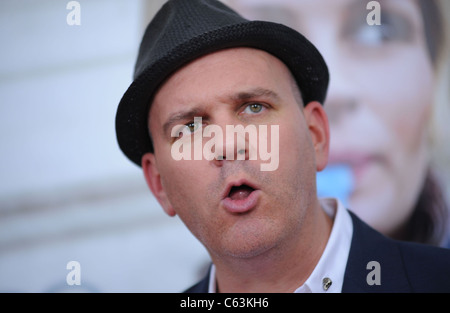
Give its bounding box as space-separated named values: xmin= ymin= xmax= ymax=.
xmin=208 ymin=198 xmax=353 ymax=293
xmin=294 ymin=198 xmax=353 ymax=293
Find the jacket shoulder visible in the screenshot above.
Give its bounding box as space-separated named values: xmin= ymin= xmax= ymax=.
xmin=343 ymin=211 xmax=450 ymax=293
xmin=397 ymin=240 xmax=450 ymax=292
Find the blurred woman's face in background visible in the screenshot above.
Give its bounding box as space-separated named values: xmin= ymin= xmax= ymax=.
xmin=230 ymin=0 xmax=435 ymax=237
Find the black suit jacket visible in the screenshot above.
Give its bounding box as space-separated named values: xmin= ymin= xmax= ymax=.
xmin=185 ymin=211 xmax=450 ymax=293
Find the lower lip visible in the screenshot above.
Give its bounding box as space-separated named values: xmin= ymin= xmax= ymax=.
xmin=329 ymin=154 xmax=382 ymax=182
xmin=352 ymin=157 xmax=382 ymax=182
xmin=221 ymin=190 xmax=261 ymax=214
xmin=353 ymin=163 xmax=369 ymax=181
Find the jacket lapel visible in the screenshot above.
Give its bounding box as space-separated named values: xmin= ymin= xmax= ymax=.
xmin=342 ymin=211 xmax=412 ymax=292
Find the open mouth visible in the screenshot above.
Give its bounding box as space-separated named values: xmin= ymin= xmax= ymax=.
xmin=221 ymin=180 xmax=260 ymax=214
xmin=228 ymin=184 xmax=255 ymax=201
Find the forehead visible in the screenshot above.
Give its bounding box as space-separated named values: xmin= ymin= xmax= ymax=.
xmin=149 ymin=47 xmax=294 ymax=124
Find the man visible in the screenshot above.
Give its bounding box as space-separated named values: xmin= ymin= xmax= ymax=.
xmin=115 ymin=0 xmax=450 ymax=292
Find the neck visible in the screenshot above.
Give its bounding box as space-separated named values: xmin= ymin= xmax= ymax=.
xmin=211 ymin=199 xmax=333 ymax=292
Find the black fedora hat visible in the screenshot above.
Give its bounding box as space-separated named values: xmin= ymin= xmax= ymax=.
xmin=116 ymin=0 xmax=329 ymax=167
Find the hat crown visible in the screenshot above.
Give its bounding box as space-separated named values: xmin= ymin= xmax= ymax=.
xmin=135 ymin=0 xmax=246 ymax=79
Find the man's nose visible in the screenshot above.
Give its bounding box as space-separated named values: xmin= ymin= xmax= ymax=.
xmin=209 ymin=120 xmax=254 ymax=167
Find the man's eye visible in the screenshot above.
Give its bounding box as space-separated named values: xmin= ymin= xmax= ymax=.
xmin=185 ymin=121 xmax=200 ymax=133
xmin=244 ymin=103 xmax=264 ymax=114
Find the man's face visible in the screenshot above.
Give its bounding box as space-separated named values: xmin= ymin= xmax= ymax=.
xmin=143 ymin=48 xmax=329 ymax=260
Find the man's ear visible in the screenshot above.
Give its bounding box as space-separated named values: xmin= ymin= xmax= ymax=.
xmin=142 ymin=153 xmax=176 ymax=217
xmin=303 ymin=101 xmax=330 ymax=172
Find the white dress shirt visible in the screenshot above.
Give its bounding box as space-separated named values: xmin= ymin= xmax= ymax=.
xmin=208 ymin=198 xmax=353 ymax=293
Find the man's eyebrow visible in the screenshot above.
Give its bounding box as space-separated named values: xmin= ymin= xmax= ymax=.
xmin=231 ymin=87 xmax=281 ymax=103
xmin=162 ymin=107 xmax=205 ymax=137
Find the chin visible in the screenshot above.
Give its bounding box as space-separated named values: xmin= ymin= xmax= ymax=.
xmin=218 ymin=222 xmax=284 ymax=260
xmin=221 ymin=241 xmax=274 ymax=260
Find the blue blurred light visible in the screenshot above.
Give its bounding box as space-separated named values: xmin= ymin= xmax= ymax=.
xmin=317 ymin=164 xmax=354 ymax=208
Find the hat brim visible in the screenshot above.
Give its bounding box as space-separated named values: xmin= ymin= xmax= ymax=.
xmin=115 ymin=21 xmax=329 ymax=167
